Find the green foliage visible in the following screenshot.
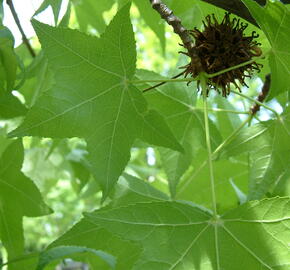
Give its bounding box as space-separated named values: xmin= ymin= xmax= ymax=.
xmin=86 ymin=198 xmax=290 ymax=269
xmin=242 ymin=0 xmax=290 ymax=99
xmin=0 ymin=0 xmax=289 ymax=269
xmin=34 ymin=0 xmax=63 ymax=25
xmin=9 ymin=4 xmax=182 ymax=199
xmin=37 ymin=246 xmax=116 ymax=270
xmin=0 ymin=139 xmax=51 ymax=270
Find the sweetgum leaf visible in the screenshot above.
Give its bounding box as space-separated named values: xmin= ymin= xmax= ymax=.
xmin=49 ymin=218 xmax=141 ymax=270
xmin=34 ymin=0 xmax=63 ymax=25
xmin=111 ymin=173 xmax=168 ymax=207
xmin=221 ymin=109 xmax=290 ymax=200
xmin=0 ymin=27 xmax=17 ymax=91
xmin=85 ymin=198 xmax=290 ymax=270
xmin=176 ymin=154 xmax=248 ymax=213
xmin=72 ymin=0 xmax=114 ymax=33
xmin=136 ymin=69 xmax=222 ymax=197
xmin=242 ymin=0 xmax=290 ymax=99
xmin=0 ymin=92 xmax=27 ymax=119
xmin=133 ymin=0 xmax=166 ymax=52
xmin=0 ymin=139 xmax=51 ymax=270
xmin=9 ymin=4 xmax=182 ymax=199
xmin=48 ymin=173 xmax=169 ymax=268
xmin=37 ymin=246 xmax=115 ymax=270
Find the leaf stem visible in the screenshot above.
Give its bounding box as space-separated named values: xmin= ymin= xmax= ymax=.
xmin=177 ymin=114 xmax=253 ymax=196
xmin=130 ymin=51 xmax=270 ymax=89
xmin=206 ymin=51 xmax=270 ymax=79
xmin=201 ymin=73 xmax=217 ymax=217
xmin=212 ymin=115 xmax=253 ymax=160
xmin=129 ymin=77 xmax=198 ymax=85
xmin=6 ymin=0 xmax=36 ymax=58
xmin=193 ymin=107 xmax=249 ymax=115
xmin=231 ymin=89 xmax=280 ymax=118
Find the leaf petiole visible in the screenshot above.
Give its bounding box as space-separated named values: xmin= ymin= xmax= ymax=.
xmin=200 ymin=72 xmax=217 ymax=217
xmin=231 ymin=89 xmax=280 ymax=119
xmin=205 ymin=50 xmax=271 ymax=79
xmin=129 ymin=77 xmax=198 ymax=85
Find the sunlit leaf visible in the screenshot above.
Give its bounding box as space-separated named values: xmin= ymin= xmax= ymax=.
xmin=136 ymin=69 xmax=222 ymax=197
xmin=49 ymin=217 xmax=141 ymax=270
xmin=242 ymin=0 xmax=290 ymax=99
xmin=72 ymin=0 xmax=114 ymax=33
xmin=0 ymin=92 xmax=27 ymax=119
xmin=86 ymin=197 xmax=290 ymax=270
xmin=0 ymin=139 xmax=51 ymax=270
xmin=177 ymin=152 xmax=248 ymax=213
xmin=34 ymin=0 xmax=63 ymax=25
xmin=37 ymin=246 xmax=115 ymax=270
xmin=221 ymin=109 xmax=290 ymax=200
xmin=9 ymin=4 xmax=182 ymax=199
xmin=111 ymin=173 xmax=168 ymax=207
xmin=133 ymin=0 xmax=165 ymax=52
xmin=0 ymin=26 xmax=17 ymax=92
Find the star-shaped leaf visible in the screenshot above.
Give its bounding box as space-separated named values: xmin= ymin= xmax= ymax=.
xmin=72 ymin=0 xmax=115 ymax=33
xmin=48 ymin=217 xmax=141 ymax=270
xmin=242 ymin=0 xmax=290 ymax=99
xmin=136 ymin=69 xmax=222 ymax=197
xmin=0 ymin=139 xmax=51 ymax=270
xmin=47 ymin=173 xmax=168 ymax=269
xmin=9 ymin=4 xmax=182 ymax=198
xmin=221 ymin=109 xmax=290 ymax=200
xmin=34 ymin=0 xmax=63 ymax=25
xmin=85 ymin=197 xmax=290 ymax=270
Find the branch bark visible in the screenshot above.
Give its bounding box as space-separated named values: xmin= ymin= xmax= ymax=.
xmin=251 ymin=74 xmax=271 ymax=115
xmin=6 ymin=0 xmax=36 ymax=58
xmin=149 ymin=0 xmax=194 ymax=52
xmin=149 ymin=0 xmax=203 ymax=75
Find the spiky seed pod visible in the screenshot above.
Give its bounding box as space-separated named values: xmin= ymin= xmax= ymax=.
xmin=182 ymin=13 xmax=263 ymax=97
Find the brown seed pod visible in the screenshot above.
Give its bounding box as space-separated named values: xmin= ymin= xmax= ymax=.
xmin=182 ymin=13 xmax=263 ymax=97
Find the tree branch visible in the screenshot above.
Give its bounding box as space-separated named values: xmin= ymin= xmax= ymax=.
xmin=251 ymin=74 xmax=271 ymax=115
xmin=149 ymin=0 xmax=202 ymax=71
xmin=201 ymin=0 xmax=289 ymax=28
xmin=6 ymin=0 xmax=36 ymax=58
xmin=149 ymin=0 xmax=194 ymax=52
xmin=142 ymin=71 xmax=185 ymax=93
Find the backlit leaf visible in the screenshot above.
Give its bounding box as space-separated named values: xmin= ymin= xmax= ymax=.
xmin=221 ymin=109 xmax=290 ymax=200
xmin=242 ymin=0 xmax=290 ymax=99
xmin=9 ymin=4 xmax=182 ymax=199
xmin=86 ymin=197 xmax=290 ymax=270
xmin=0 ymin=139 xmax=51 ymax=270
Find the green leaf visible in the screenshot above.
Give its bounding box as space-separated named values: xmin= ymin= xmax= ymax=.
xmin=9 ymin=4 xmax=182 ymax=199
xmin=0 ymin=0 xmax=3 ymax=22
xmin=72 ymin=0 xmax=114 ymax=33
xmin=111 ymin=173 xmax=168 ymax=207
xmin=34 ymin=0 xmax=63 ymax=25
xmin=0 ymin=26 xmax=17 ymax=92
xmin=0 ymin=139 xmax=51 ymax=270
xmin=0 ymin=92 xmax=27 ymax=119
xmin=177 ymin=153 xmax=248 ymax=213
xmin=133 ymin=0 xmax=165 ymax=52
xmin=214 ymin=96 xmax=242 ymax=138
xmin=221 ymin=110 xmax=290 ymax=200
xmin=136 ymin=69 xmax=222 ymax=197
xmin=85 ymin=197 xmax=290 ymax=270
xmin=242 ymin=0 xmax=290 ymax=99
xmin=163 ymin=0 xmax=227 ymax=29
xmin=18 ymin=52 xmax=54 ymax=108
xmin=37 ymin=246 xmax=115 ymax=270
xmin=49 ymin=218 xmax=141 ymax=270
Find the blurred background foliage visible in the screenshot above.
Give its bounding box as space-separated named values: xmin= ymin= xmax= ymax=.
xmin=0 ymin=0 xmax=289 ymax=269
